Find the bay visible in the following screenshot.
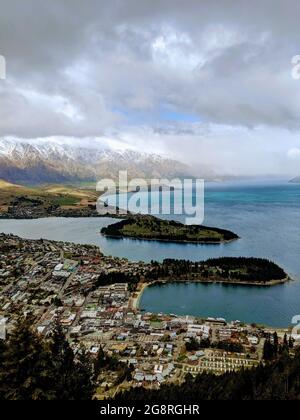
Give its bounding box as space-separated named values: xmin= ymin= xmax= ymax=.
xmin=1 ymin=180 xmax=300 ymax=326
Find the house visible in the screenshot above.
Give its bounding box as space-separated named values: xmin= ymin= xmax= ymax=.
xmin=133 ymin=373 xmax=144 ymax=382
xmin=154 ymin=364 xmax=164 ymax=374
xmin=247 ymin=336 xmax=259 ymax=345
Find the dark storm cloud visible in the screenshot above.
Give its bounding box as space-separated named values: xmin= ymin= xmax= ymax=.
xmin=0 ymin=0 xmax=300 ymax=174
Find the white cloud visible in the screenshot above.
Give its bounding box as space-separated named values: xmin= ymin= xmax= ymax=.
xmin=151 ymin=26 xmax=202 ymax=72
xmin=0 ymin=1 xmax=300 ymax=176
xmin=288 ymin=148 xmax=300 ymax=160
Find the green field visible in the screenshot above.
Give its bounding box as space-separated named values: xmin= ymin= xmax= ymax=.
xmin=52 ymin=196 xmax=79 ymax=206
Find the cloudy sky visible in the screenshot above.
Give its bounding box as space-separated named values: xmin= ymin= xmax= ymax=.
xmin=1 ymin=0 xmax=300 ymax=176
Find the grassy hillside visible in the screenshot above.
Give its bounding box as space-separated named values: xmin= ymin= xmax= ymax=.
xmin=0 ymin=180 xmax=99 ymax=215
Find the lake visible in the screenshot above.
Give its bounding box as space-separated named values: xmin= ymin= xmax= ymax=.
xmin=1 ymin=180 xmax=300 ymax=326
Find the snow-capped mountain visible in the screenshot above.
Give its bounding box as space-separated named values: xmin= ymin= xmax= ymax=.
xmin=0 ymin=138 xmax=193 ymax=184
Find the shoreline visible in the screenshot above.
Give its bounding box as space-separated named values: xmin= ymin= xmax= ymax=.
xmin=131 ymin=282 xmax=149 ymax=310
xmin=147 ymin=276 xmax=290 ymax=288
xmin=134 ymin=278 xmax=293 ymax=329
xmin=101 ymin=232 xmax=239 ymax=245
xmin=0 ymin=213 xmax=123 ymax=220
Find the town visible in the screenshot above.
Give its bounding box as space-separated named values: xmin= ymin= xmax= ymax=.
xmin=0 ymin=233 xmax=298 ymax=399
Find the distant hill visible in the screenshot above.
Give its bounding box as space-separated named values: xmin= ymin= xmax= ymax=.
xmin=0 ymin=178 xmax=99 ymax=211
xmin=0 ymin=180 xmax=24 ymax=189
xmin=0 ymin=179 xmax=38 ymax=211
xmin=0 ymin=138 xmax=196 ymax=185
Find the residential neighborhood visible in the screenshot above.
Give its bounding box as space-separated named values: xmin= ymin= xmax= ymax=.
xmin=0 ymin=233 xmax=298 ymax=399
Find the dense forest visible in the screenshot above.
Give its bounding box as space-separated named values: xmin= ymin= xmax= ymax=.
xmin=94 ymin=257 xmax=287 ymax=292
xmin=146 ymin=257 xmax=287 ymax=284
xmin=204 ymin=257 xmax=287 ymax=281
xmin=96 ymin=271 xmax=141 ymax=291
xmin=115 ymin=350 xmax=300 ymax=401
xmin=101 ymin=216 xmax=239 ymax=243
xmin=0 ymin=317 xmax=95 ymax=400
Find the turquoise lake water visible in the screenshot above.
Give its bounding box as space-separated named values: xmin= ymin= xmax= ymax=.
xmin=0 ymin=180 xmax=300 ymax=327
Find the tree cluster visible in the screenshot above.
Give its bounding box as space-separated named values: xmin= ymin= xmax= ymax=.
xmin=0 ymin=317 xmax=95 ymax=400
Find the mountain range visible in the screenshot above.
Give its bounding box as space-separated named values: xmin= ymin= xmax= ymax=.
xmin=0 ymin=138 xmax=195 ymax=185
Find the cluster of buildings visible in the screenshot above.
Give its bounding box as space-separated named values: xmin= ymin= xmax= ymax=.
xmin=183 ymin=351 xmax=260 ymax=375
xmin=0 ymin=233 xmax=298 ymax=398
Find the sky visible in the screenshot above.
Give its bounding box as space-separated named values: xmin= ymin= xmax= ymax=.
xmin=0 ymin=0 xmax=300 ymax=176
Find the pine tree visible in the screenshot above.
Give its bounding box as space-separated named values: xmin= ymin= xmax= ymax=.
xmin=0 ymin=316 xmax=56 ymax=400
xmin=263 ymin=336 xmax=274 ymax=361
xmin=49 ymin=322 xmax=94 ymax=400
xmin=94 ymin=346 xmax=106 ymax=377
xmin=71 ymin=345 xmax=94 ymax=400
xmin=49 ymin=322 xmax=76 ymax=399
xmin=0 ymin=317 xmax=95 ymax=400
xmin=0 ymin=339 xmax=8 ymax=399
xmin=273 ymin=332 xmax=279 ymax=355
